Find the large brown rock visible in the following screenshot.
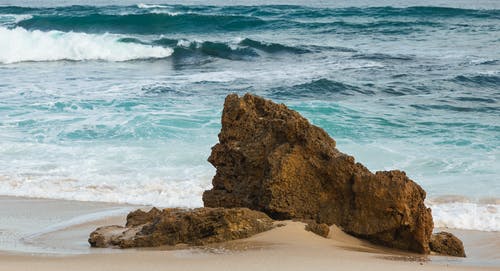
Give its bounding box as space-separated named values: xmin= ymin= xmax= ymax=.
xmin=203 ymin=93 xmax=435 ymax=253
xmin=89 ymin=207 xmax=274 ymax=248
xmin=430 ymin=232 xmax=466 ymax=257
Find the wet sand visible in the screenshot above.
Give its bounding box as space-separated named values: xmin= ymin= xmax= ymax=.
xmin=0 ymin=196 xmax=498 ymax=271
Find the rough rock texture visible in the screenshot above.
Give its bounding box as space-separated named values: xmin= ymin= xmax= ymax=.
xmin=89 ymin=225 xmax=129 ymax=248
xmin=430 ymin=232 xmax=466 ymax=257
xmin=304 ymin=220 xmax=330 ymax=238
xmin=126 ymin=207 xmax=162 ymax=227
xmin=89 ymin=207 xmax=274 ymax=248
xmin=203 ymin=93 xmax=435 ymax=253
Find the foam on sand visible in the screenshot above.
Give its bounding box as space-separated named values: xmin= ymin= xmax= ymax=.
xmin=0 ymin=27 xmax=173 ymax=64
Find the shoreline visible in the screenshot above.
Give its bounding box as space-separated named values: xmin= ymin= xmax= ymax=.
xmin=0 ymin=196 xmax=498 ymax=270
xmin=0 ymin=196 xmax=140 ymax=255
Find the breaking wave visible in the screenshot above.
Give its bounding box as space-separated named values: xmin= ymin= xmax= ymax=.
xmin=428 ymin=198 xmax=500 ymax=231
xmin=0 ymin=27 xmax=173 ymax=64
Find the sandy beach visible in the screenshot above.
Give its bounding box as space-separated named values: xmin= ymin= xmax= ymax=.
xmin=0 ymin=196 xmax=498 ymax=271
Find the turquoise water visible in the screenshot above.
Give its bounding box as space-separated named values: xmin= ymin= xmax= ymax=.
xmin=0 ymin=1 xmax=498 ymax=230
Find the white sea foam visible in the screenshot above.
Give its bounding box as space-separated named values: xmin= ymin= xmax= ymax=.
xmin=0 ymin=174 xmax=211 ymax=208
xmin=429 ymin=201 xmax=500 ymax=232
xmin=0 ymin=27 xmax=173 ymax=64
xmin=0 ymin=140 xmax=215 ymax=208
xmin=136 ymin=3 xmax=182 ymax=15
xmin=137 ymin=3 xmax=168 ymax=9
xmin=177 ymin=39 xmax=192 ymax=47
xmin=3 ymin=173 xmax=498 ymax=231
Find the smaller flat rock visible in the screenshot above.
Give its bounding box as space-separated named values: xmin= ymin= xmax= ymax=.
xmin=89 ymin=207 xmax=274 ymax=248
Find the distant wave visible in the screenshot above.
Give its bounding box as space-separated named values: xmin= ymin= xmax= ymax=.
xmin=15 ymin=13 xmax=268 ymax=34
xmin=1 ymin=5 xmax=498 ymax=20
xmin=1 ymin=5 xmax=497 ymax=35
xmin=12 ymin=13 xmax=443 ymax=35
xmin=322 ymin=6 xmax=500 ymax=19
xmin=0 ymin=27 xmax=173 ymax=64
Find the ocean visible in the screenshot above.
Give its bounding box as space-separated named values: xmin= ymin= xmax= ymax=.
xmin=0 ymin=0 xmax=498 ymax=231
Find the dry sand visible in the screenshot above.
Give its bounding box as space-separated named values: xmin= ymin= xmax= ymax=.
xmin=0 ymin=196 xmax=498 ymax=271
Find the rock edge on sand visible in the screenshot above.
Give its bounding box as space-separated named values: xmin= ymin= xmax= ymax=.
xmin=89 ymin=93 xmax=465 ymax=257
xmin=430 ymin=232 xmax=466 ymax=257
xmin=89 ymin=207 xmax=274 ymax=248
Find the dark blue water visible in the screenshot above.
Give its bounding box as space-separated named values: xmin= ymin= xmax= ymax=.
xmin=0 ymin=1 xmax=498 ymax=230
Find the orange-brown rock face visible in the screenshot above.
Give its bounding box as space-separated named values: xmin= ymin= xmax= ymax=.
xmin=203 ymin=93 xmax=434 ymax=253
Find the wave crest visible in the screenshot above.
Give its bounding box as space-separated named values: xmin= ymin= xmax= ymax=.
xmin=16 ymin=13 xmax=267 ymax=34
xmin=0 ymin=27 xmax=173 ymax=64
